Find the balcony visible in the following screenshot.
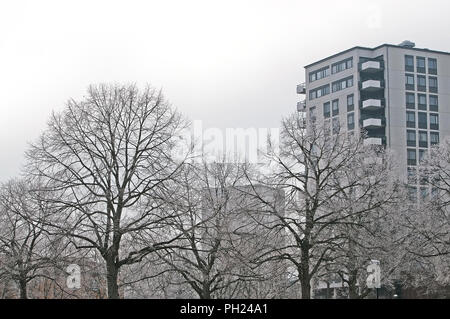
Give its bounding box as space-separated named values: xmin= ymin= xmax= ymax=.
xmin=361 ymin=99 xmax=383 ymax=111
xmin=363 ymin=118 xmax=384 ymax=129
xmin=364 ymin=137 xmax=383 ymax=146
xmin=297 ymin=100 xmax=306 ymax=112
xmin=360 ymin=61 xmax=382 ymax=73
xmin=364 ymin=157 xmax=383 ymax=165
xmin=298 ymin=116 xmax=307 ymax=128
xmin=360 ymin=80 xmax=384 ymax=91
xmin=297 ymin=83 xmax=306 ymax=94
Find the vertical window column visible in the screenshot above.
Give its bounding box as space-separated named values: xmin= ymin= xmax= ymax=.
xmin=428 ymin=58 xmax=437 ymax=75
xmin=406 ymin=93 xmax=415 ymax=109
xmin=323 ymin=102 xmax=331 ymax=118
xmin=347 ymin=113 xmax=355 ymax=131
xmin=405 ymin=55 xmax=414 ymax=72
xmin=347 ymin=94 xmax=354 ymax=112
xmin=407 ymin=149 xmax=417 ymax=166
xmin=406 ymin=111 xmax=415 ymax=128
xmin=418 ymin=112 xmax=427 ymax=129
xmin=416 ymin=57 xmax=426 ymax=73
xmin=332 ymin=99 xmax=339 ymax=116
xmin=418 ymin=94 xmax=427 ymax=110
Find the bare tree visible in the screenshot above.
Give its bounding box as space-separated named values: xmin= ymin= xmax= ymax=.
xmin=0 ymin=179 xmax=67 ymax=299
xmin=393 ymin=138 xmax=450 ymax=296
xmin=25 ymin=83 xmax=189 ymax=298
xmin=145 ymin=160 xmax=286 ymax=299
xmin=120 ymin=254 xmax=194 ymax=298
xmin=156 ymin=161 xmax=255 ymax=299
xmin=410 ymin=138 xmax=450 ymax=258
xmin=245 ymin=113 xmax=403 ymax=299
xmin=318 ymin=150 xmax=406 ymax=299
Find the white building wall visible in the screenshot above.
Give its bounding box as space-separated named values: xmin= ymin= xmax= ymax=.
xmin=301 ymin=43 xmax=450 ymax=185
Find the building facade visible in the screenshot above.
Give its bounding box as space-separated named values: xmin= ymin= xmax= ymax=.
xmin=297 ymin=41 xmax=450 ymax=198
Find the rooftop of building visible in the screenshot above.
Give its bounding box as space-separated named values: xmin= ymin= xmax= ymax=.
xmin=304 ymin=41 xmax=450 ymax=69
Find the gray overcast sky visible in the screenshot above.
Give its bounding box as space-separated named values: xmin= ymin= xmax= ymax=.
xmin=1 ymin=0 xmax=449 ymax=182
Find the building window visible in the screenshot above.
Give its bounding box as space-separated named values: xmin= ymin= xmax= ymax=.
xmin=419 ymin=131 xmax=428 ymax=148
xmin=405 ymin=74 xmax=415 ymax=91
xmin=332 ymin=117 xmax=340 ymax=134
xmin=323 ymin=102 xmax=331 ymax=118
xmin=429 ymin=77 xmax=438 ymax=93
xmin=331 ymin=57 xmax=353 ymax=74
xmin=407 ymin=149 xmax=417 ymax=166
xmin=309 ymin=85 xmax=330 ymax=100
xmin=419 ymin=149 xmax=427 ymax=163
xmin=332 ymin=99 xmax=339 ymax=116
xmin=309 ymin=67 xmax=330 ymax=83
xmin=407 ymin=167 xmax=417 ymax=184
xmin=429 ymin=113 xmax=439 ymax=130
xmin=416 ymin=57 xmax=426 ymax=73
xmin=309 ymin=106 xmax=317 ymax=123
xmin=417 ymin=75 xmax=426 ymax=92
xmin=405 ymin=55 xmax=414 ymax=72
xmin=429 ymin=95 xmax=438 ymax=112
xmin=418 ymin=112 xmax=427 ymax=129
xmin=420 ymin=187 xmax=429 ymax=200
xmin=347 ymin=59 xmax=353 ymax=69
xmin=428 ymin=58 xmax=437 ymax=75
xmin=406 ymin=111 xmax=415 ymax=128
xmin=407 ymin=130 xmax=416 ymax=147
xmin=347 ymin=94 xmax=354 ymax=112
xmin=406 ymin=93 xmax=415 ymax=109
xmin=419 ymin=169 xmax=429 ymax=186
xmin=418 ymin=94 xmax=427 ymax=110
xmin=408 ymin=186 xmax=418 ymax=202
xmin=332 ymin=76 xmax=353 ymax=93
xmin=347 ymin=113 xmax=355 ymax=130
xmin=348 ymin=77 xmax=354 ymax=88
xmin=324 ymin=119 xmax=331 ymax=137
xmin=430 ymin=132 xmax=439 ymax=145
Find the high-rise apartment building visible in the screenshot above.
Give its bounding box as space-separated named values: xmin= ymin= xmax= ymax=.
xmin=297 ymin=41 xmax=450 ymax=197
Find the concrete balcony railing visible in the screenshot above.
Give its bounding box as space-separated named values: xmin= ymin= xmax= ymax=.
xmin=300 ymin=117 xmax=307 ymax=128
xmin=360 ymin=80 xmax=384 ymax=91
xmin=362 ymin=99 xmax=383 ymax=111
xmin=363 ymin=118 xmax=383 ymax=129
xmin=360 ymin=60 xmax=382 ymax=72
xmin=297 ymin=83 xmax=306 ymax=94
xmin=297 ymin=100 xmax=306 ymax=112
xmin=363 ymin=137 xmax=383 ymax=146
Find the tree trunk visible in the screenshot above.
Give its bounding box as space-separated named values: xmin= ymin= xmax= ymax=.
xmin=106 ymin=256 xmax=120 ymax=299
xmin=300 ymin=206 xmax=313 ymax=299
xmin=106 ymin=212 xmax=122 ymax=299
xmin=326 ymin=281 xmax=331 ymax=299
xmin=200 ymin=280 xmax=212 ymax=299
xmin=301 ymin=279 xmax=311 ymax=299
xmin=200 ymin=290 xmax=212 ymax=299
xmin=300 ymin=235 xmax=311 ymax=299
xmin=299 ymin=260 xmax=311 ymax=299
xmin=347 ymin=236 xmax=359 ymax=299
xmin=348 ymin=271 xmax=359 ymax=299
xmin=19 ymin=278 xmax=27 ymax=299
